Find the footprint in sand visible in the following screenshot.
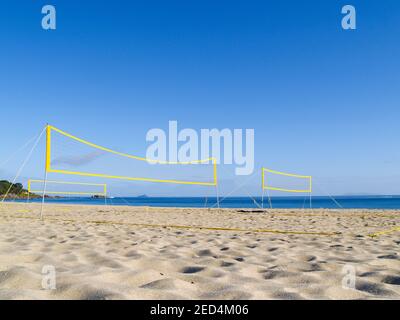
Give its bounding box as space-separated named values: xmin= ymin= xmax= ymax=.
xmin=356 ymin=280 xmax=396 ymax=296
xmin=271 ymin=291 xmax=303 ymax=300
xmin=382 ymin=275 xmax=400 ymax=285
xmin=234 ymin=257 xmax=245 ymax=262
xmin=377 ymin=254 xmax=398 ymax=260
xmin=140 ymin=278 xmax=176 ymax=290
xmin=259 ymin=269 xmax=294 ymax=280
xmin=196 ymin=249 xmax=215 ymax=257
xmin=124 ymin=250 xmax=143 ymax=259
xmin=180 ymin=266 xmax=205 ymax=274
xmin=219 ymin=261 xmax=235 ymax=267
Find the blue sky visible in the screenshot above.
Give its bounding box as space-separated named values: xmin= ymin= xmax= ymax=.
xmin=1 ymin=1 xmax=400 ymax=197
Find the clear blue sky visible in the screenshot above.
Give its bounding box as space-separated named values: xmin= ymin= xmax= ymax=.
xmin=0 ymin=1 xmax=399 ymax=196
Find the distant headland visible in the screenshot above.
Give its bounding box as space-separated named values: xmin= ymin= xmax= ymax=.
xmin=0 ymin=180 xmax=41 ymax=199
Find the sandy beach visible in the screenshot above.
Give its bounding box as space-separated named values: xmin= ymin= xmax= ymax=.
xmin=0 ymin=202 xmax=399 ymax=300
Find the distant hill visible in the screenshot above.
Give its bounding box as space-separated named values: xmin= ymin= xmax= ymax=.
xmin=0 ymin=180 xmax=39 ymax=199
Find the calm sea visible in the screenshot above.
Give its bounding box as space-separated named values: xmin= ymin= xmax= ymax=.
xmin=11 ymin=196 xmax=400 ymax=209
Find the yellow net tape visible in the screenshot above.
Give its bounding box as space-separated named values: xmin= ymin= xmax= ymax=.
xmin=262 ymin=167 xmax=312 ymax=193
xmin=28 ymin=179 xmax=107 ymax=196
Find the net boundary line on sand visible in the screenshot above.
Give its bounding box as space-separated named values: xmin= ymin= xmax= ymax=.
xmin=1 ymin=212 xmax=398 ymax=238
xmin=4 ymin=207 xmax=400 ymax=220
xmin=2 ymin=203 xmax=399 ymax=238
xmin=368 ymin=226 xmax=400 ymax=238
xmin=0 ymin=202 xmax=400 ymax=218
xmin=0 ymin=215 xmax=339 ymax=237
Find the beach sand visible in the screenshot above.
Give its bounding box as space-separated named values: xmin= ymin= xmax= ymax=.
xmin=0 ymin=203 xmax=399 ymax=300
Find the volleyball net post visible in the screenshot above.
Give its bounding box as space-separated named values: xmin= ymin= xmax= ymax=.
xmin=39 ymin=125 xmax=51 ymax=220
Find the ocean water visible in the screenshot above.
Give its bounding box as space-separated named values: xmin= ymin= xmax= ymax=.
xmin=11 ymin=195 xmax=400 ymax=209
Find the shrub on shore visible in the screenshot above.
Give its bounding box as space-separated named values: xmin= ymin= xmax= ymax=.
xmin=0 ymin=180 xmax=39 ymax=198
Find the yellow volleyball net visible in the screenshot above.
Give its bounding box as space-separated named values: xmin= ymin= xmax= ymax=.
xmin=262 ymin=168 xmax=312 ymax=193
xmin=261 ymin=167 xmax=312 ymax=208
xmin=45 ymin=125 xmax=218 ymax=187
xmin=28 ymin=179 xmax=107 ymax=197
